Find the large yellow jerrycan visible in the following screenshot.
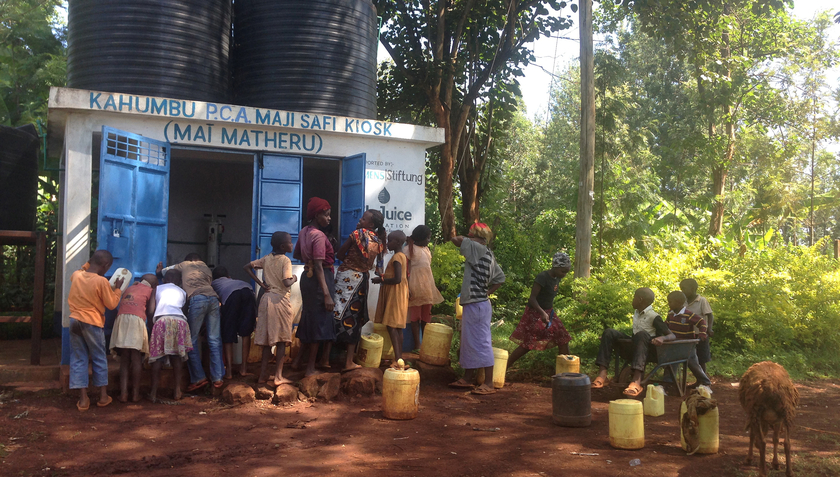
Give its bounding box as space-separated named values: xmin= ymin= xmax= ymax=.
xmin=373 ymin=323 xmax=395 ymax=360
xmin=609 ymin=399 xmax=645 ymax=449
xmin=382 ymin=360 xmax=420 ymax=420
xmin=419 ymin=323 xmax=454 ymax=366
xmin=354 ymin=333 xmax=383 ymax=368
xmin=476 ymin=347 xmax=509 ymax=389
xmin=643 ymin=384 xmax=665 ymax=417
xmin=555 ymin=355 xmax=580 ymax=375
xmin=680 ymin=387 xmax=719 ymax=454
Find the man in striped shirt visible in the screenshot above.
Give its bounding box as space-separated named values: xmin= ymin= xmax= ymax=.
xmin=662 ymin=291 xmax=712 ymax=388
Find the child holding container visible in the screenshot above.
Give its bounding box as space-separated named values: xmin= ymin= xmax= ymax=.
xmin=373 ymin=231 xmax=409 ymax=365
xmin=406 ymin=225 xmax=444 ymax=351
xmin=507 ymin=252 xmax=572 ymax=369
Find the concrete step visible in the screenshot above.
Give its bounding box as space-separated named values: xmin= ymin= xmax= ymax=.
xmin=0 ymin=364 xmax=61 ymax=384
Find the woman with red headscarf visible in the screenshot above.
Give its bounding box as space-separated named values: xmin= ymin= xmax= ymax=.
xmin=292 ymin=197 xmax=337 ymax=377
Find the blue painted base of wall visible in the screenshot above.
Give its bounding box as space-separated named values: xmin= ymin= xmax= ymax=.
xmin=61 ymin=326 xmax=70 ymax=365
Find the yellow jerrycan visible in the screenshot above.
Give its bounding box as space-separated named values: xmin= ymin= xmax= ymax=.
xmin=419 ymin=323 xmax=454 ymax=366
xmin=373 ymin=323 xmax=395 ymax=360
xmin=609 ymin=399 xmax=645 ymax=449
xmin=680 ymin=387 xmax=719 ymax=454
xmin=382 ymin=360 xmax=420 ymax=420
xmin=555 ymin=355 xmax=580 ymax=375
xmin=354 ymin=333 xmax=384 ymax=368
xmin=455 ymin=296 xmax=463 ymax=320
xmin=476 ymin=347 xmax=509 ymax=389
xmin=643 ymin=384 xmax=665 ymax=417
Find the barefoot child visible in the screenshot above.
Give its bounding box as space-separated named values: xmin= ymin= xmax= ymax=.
xmin=68 ymin=250 xmax=124 ymax=411
xmin=406 ymin=225 xmax=444 ymax=350
xmin=680 ymin=278 xmax=714 ymax=374
xmin=149 ymin=270 xmax=192 ymax=402
xmin=212 ymin=266 xmax=257 ymax=378
xmin=373 ymin=231 xmax=409 ymax=365
xmin=110 ymin=274 xmax=158 ymax=403
xmin=507 ymin=252 xmax=572 ymax=369
xmin=244 ymin=231 xmax=297 ymax=386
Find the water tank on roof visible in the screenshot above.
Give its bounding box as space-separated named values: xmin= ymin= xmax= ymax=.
xmin=67 ymin=0 xmax=232 ymax=103
xmin=233 ymin=0 xmax=378 ymax=119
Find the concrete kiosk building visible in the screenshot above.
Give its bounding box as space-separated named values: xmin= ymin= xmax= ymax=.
xmin=47 ymin=87 xmax=444 ymax=364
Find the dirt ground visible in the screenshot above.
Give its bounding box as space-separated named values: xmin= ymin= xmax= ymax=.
xmin=2 ymin=372 xmax=839 ymax=477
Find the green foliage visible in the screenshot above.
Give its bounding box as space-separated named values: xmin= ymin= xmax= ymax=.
xmin=429 ymin=242 xmax=465 ymax=316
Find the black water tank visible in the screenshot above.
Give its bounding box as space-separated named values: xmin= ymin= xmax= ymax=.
xmin=234 ymin=0 xmax=378 ymax=119
xmin=0 ymin=125 xmax=39 ymax=231
xmin=67 ymin=0 xmax=232 ymax=103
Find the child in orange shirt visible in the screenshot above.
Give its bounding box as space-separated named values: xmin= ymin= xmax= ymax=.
xmin=68 ymin=250 xmax=124 ymax=411
xmin=373 ymin=231 xmax=409 ymax=365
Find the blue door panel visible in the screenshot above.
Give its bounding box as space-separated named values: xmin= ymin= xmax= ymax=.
xmin=340 ymin=153 xmax=366 ymax=245
xmin=262 ymin=182 xmax=302 ymax=207
xmin=253 ymin=154 xmax=302 ymax=261
xmin=263 ymin=155 xmax=302 ymax=181
xmin=97 ymin=126 xmax=170 ymax=279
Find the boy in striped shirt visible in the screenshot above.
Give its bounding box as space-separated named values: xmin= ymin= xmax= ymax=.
xmin=661 ymin=291 xmax=712 ymax=389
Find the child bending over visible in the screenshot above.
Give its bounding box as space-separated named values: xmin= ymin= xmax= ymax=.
xmin=212 ymin=266 xmax=257 ymax=378
xmin=68 ymin=250 xmax=124 ymax=411
xmin=149 ymin=270 xmax=192 ymax=402
xmin=373 ymin=231 xmax=409 ymax=365
xmin=110 ymin=273 xmax=157 ymax=403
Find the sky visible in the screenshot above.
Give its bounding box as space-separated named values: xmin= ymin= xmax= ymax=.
xmin=377 ymin=1 xmax=839 ymax=123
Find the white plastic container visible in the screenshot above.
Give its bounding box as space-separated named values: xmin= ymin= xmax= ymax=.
xmin=109 ymin=268 xmax=132 ymax=292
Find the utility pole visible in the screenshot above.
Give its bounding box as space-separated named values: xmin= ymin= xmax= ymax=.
xmin=575 ymin=0 xmax=595 ymax=278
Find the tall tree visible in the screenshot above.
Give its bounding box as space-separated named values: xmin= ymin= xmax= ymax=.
xmin=576 ymin=0 xmax=594 ymax=277
xmin=374 ymin=0 xmax=574 ymax=238
xmin=0 ymin=0 xmax=65 ymax=127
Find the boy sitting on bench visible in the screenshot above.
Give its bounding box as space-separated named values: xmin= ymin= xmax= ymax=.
xmin=591 ymin=287 xmax=675 ymax=397
xmin=664 ymin=290 xmax=712 ymax=390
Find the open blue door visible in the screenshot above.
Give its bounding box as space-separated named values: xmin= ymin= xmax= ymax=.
xmin=97 ymin=126 xmax=170 ymax=278
xmin=253 ymin=154 xmax=302 ymax=261
xmin=340 ymin=153 xmax=367 ymax=245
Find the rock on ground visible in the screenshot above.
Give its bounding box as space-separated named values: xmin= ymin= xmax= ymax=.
xmin=340 ymin=367 xmax=383 ymax=397
xmin=298 ymin=373 xmax=335 ymax=398
xmin=223 ymin=383 xmax=255 ymax=405
xmin=255 ymin=385 xmax=274 ymax=400
xmin=317 ymin=374 xmax=342 ymax=402
xmin=273 ymin=384 xmax=299 ymax=404
xmin=415 ymin=360 xmax=458 ymax=384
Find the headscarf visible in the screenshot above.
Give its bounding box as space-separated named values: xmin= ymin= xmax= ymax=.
xmin=468 ymin=222 xmax=493 ymax=242
xmin=306 ymin=197 xmax=330 ymax=221
xmin=552 ymin=252 xmax=571 ymax=270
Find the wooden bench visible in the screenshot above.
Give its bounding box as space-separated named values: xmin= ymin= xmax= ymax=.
xmin=0 ymin=230 xmax=47 ymax=365
xmin=613 ymin=338 xmax=699 ymax=396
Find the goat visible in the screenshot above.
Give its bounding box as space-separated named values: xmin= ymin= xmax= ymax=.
xmin=738 ymin=361 xmax=799 ymax=477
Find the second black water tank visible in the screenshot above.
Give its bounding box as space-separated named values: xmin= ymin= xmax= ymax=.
xmin=67 ymin=0 xmax=232 ymax=103
xmin=233 ymin=0 xmax=378 ymax=119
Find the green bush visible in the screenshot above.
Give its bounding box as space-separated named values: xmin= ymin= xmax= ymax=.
xmin=429 ymin=242 xmax=465 ymax=316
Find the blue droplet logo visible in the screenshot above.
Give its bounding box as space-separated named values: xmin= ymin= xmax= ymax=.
xmin=378 ymin=187 xmax=391 ymax=204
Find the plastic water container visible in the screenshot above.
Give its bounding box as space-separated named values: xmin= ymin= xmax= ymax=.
xmin=476 ymin=347 xmax=509 ymax=389
xmin=609 ymin=399 xmax=645 ymax=449
xmin=455 ymin=295 xmax=463 ymax=320
xmin=373 ymin=323 xmax=395 ymax=360
xmin=354 ymin=333 xmax=384 ymax=368
xmin=680 ymin=387 xmax=719 ymax=454
xmin=644 ymin=384 xmax=665 ymax=417
xmin=109 ymin=268 xmax=132 ymax=292
xmin=552 ymin=372 xmax=592 ymax=427
xmin=555 ymin=354 xmax=580 ymax=375
xmin=419 ymin=323 xmax=454 ymax=366
xmin=382 ymin=363 xmax=420 ymax=420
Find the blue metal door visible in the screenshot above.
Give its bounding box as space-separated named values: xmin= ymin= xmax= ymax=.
xmin=97 ymin=126 xmax=170 ymax=278
xmin=252 ymin=154 xmax=303 ymax=261
xmin=340 ymin=153 xmax=367 ymax=245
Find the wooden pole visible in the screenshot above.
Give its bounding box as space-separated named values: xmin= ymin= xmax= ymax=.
xmin=576 ymin=0 xmax=595 ymax=279
xmin=834 ymin=239 xmax=839 ymax=260
xmin=31 ymin=231 xmax=46 ymax=365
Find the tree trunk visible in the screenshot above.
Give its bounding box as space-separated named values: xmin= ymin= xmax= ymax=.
xmin=575 ymin=0 xmax=595 ymax=279
xmin=708 ymin=3 xmax=734 ymax=237
xmin=709 ymin=165 xmax=727 ymax=236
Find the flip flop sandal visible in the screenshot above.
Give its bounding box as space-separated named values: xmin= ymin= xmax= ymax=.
xmin=471 ymin=385 xmax=497 ymax=395
xmin=623 ymin=383 xmax=644 ymax=397
xmin=591 ymin=376 xmax=610 ymax=389
xmin=97 ymin=396 xmax=113 ymax=407
xmin=213 ymin=380 xmax=225 ymax=389
xmin=76 ymin=401 xmax=90 ymax=412
xmin=186 ymin=379 xmax=209 ymax=392
xmin=448 ymin=379 xmax=475 ymax=389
